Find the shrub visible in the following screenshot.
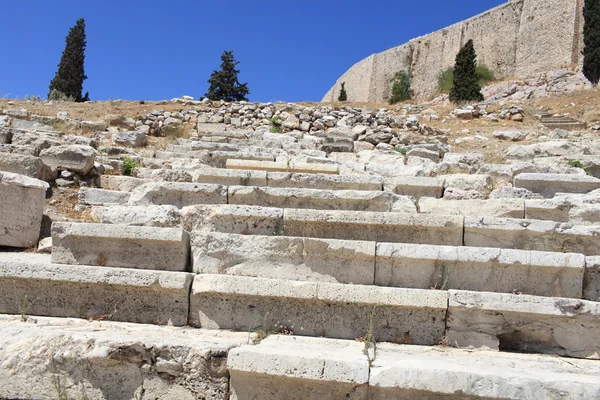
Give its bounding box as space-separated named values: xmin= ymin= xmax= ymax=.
xmin=389 ymin=71 xmax=411 ymax=104
xmin=122 ymin=157 xmax=140 ymax=176
xmin=476 ymin=65 xmax=495 ymax=84
xmin=438 ymin=65 xmax=494 ymax=93
xmin=338 ymin=82 xmax=348 ymax=101
xmin=583 ymin=0 xmax=600 ymax=85
xmin=269 ymin=116 xmax=282 ymax=133
xmin=449 ymin=40 xmax=484 ymax=103
xmin=48 ymin=89 xmax=75 ymax=102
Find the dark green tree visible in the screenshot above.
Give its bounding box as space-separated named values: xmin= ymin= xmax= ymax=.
xmin=48 ymin=18 xmax=89 ymax=102
xmin=583 ymin=0 xmax=600 ymax=85
xmin=205 ymin=50 xmax=250 ymax=101
xmin=389 ymin=71 xmax=411 ymax=104
xmin=338 ymin=82 xmax=348 ymax=101
xmin=449 ymin=39 xmax=483 ymax=103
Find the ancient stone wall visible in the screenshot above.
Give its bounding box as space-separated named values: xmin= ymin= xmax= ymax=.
xmin=322 ymin=0 xmax=583 ymax=102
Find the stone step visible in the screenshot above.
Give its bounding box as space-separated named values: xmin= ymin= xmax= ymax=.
xmin=228 ymin=186 xmax=416 ymax=212
xmin=155 ymin=149 xmax=278 ymax=168
xmin=78 ymin=187 xmax=131 ymax=206
xmin=542 ymin=121 xmax=587 ymax=131
xmin=128 ymin=182 xmax=228 ymax=208
xmin=514 ymin=173 xmax=600 ymax=197
xmin=191 ymin=231 xmax=586 ymax=298
xmin=226 ymin=159 xmax=339 ymax=174
xmin=229 ymin=335 xmax=600 ymax=400
xmin=446 ymin=290 xmax=600 ymax=359
xmin=418 ymin=197 xmax=525 ymax=218
xmin=51 ymin=222 xmax=190 ymax=271
xmin=0 ymin=314 xmax=249 ymax=400
xmin=0 ymin=253 xmax=192 ymax=325
xmin=189 ymin=274 xmax=447 ymax=345
xmin=464 ymin=216 xmax=600 ymax=256
xmin=384 ymin=176 xmax=445 ymax=199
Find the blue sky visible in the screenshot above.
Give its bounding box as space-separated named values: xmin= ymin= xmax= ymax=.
xmin=0 ymin=0 xmax=505 ymax=102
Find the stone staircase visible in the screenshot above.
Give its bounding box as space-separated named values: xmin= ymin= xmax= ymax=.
xmin=526 ymin=106 xmax=587 ymax=131
xmin=2 ymin=123 xmax=600 ymax=399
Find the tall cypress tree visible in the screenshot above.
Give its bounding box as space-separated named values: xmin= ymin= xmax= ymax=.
xmin=449 ymin=39 xmax=483 ymax=103
xmin=48 ymin=18 xmax=89 ymax=102
xmin=338 ymin=82 xmax=348 ymax=101
xmin=583 ymin=0 xmax=600 ymax=85
xmin=205 ymin=50 xmax=250 ymax=102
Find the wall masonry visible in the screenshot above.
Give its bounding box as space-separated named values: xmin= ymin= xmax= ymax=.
xmin=323 ymin=0 xmax=583 ymax=102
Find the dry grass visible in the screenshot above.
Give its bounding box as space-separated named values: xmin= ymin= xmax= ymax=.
xmin=47 ymin=188 xmax=94 ymax=222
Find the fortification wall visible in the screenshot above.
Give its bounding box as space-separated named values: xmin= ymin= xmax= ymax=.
xmin=322 ymin=0 xmax=582 ymax=103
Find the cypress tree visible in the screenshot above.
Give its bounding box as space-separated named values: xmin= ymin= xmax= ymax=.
xmin=583 ymin=0 xmax=600 ymax=85
xmin=449 ymin=39 xmax=484 ymax=103
xmin=48 ymin=18 xmax=89 ymax=102
xmin=338 ymin=82 xmax=348 ymax=101
xmin=205 ymin=50 xmax=250 ymax=102
xmin=389 ymin=71 xmax=411 ymax=104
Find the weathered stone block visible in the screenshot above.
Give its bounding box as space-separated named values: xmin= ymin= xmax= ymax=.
xmin=584 ymin=256 xmax=600 ymax=302
xmin=384 ymin=176 xmax=444 ymax=199
xmin=376 ymin=243 xmax=584 ymax=298
xmin=514 ymin=173 xmax=600 ymax=197
xmin=418 ymin=198 xmax=525 ymax=218
xmin=100 ymin=175 xmax=148 ymax=192
xmin=0 ymin=172 xmax=48 ymax=248
xmin=0 ymin=152 xmax=53 ymax=181
xmin=91 ymin=205 xmax=181 ymax=227
xmin=181 ymin=205 xmax=283 ymax=235
xmin=193 ymin=167 xmax=267 ymax=186
xmin=78 ymin=187 xmax=131 ymax=206
xmin=267 ymin=172 xmax=382 ymax=191
xmin=0 ymin=253 xmax=191 ymax=325
xmin=39 ymin=145 xmax=96 ymax=175
xmin=191 ymin=231 xmax=375 ymax=284
xmin=51 ymin=222 xmax=190 ymax=271
xmin=128 ymin=182 xmax=227 ymax=208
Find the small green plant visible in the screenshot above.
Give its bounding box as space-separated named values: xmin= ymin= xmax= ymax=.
xmin=394 ymin=147 xmax=408 ymax=156
xmin=250 ymin=312 xmax=294 ymax=345
xmin=568 ymin=160 xmax=594 ymax=176
xmin=432 ymin=265 xmax=450 ymax=291
xmin=19 ymin=294 xmax=38 ymax=322
xmin=361 ymin=305 xmax=379 ymax=367
xmin=48 ymin=89 xmax=75 ymax=102
xmin=269 ymin=116 xmax=282 ymax=133
xmin=338 ymin=82 xmax=348 ymax=102
xmin=122 ymin=157 xmax=140 ymax=176
xmin=389 ymin=71 xmax=411 ymax=104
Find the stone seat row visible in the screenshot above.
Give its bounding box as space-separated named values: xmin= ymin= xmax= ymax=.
xmin=2 ymin=314 xmax=599 ymax=400
xmin=50 ymin=222 xmax=599 ymax=300
xmin=1 ymin=252 xmax=599 ymax=361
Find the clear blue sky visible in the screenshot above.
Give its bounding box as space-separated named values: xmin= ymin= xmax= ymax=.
xmin=0 ymin=0 xmax=505 ymax=102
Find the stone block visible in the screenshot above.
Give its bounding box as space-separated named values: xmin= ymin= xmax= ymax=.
xmin=128 ymin=182 xmax=227 ymax=208
xmin=51 ymin=222 xmax=190 ymax=272
xmin=0 ymin=253 xmax=191 ymax=325
xmin=181 ymin=205 xmax=284 ymax=235
xmin=376 ymin=243 xmax=584 ymax=298
xmin=91 ymin=205 xmax=181 ymax=228
xmin=228 ymin=186 xmax=415 ymax=212
xmin=442 ymin=174 xmax=492 ymax=192
xmin=0 ymin=315 xmax=248 ymax=400
xmin=370 ymin=342 xmax=600 ymax=399
xmin=267 ymin=172 xmax=382 ymax=191
xmin=0 ymin=152 xmax=53 ymax=180
xmin=584 ymin=256 xmax=600 ymax=301
xmin=39 ymin=145 xmax=96 ymax=175
xmin=514 ymin=173 xmax=600 ymax=197
xmin=190 ymin=274 xmax=447 ymax=344
xmin=226 ymin=159 xmax=338 ymax=174
xmin=193 ymin=167 xmax=267 ymax=186
xmin=0 ymin=172 xmax=48 ymax=248
xmin=446 ymin=290 xmax=600 ymax=359
xmin=464 ymin=216 xmax=600 ymax=255
xmin=191 ymin=231 xmax=375 ymax=284
xmin=78 ymin=187 xmax=131 ymax=206
xmin=284 ymin=209 xmax=463 ymax=245
xmin=418 ymin=198 xmax=525 ymax=218
xmin=99 ymin=175 xmax=148 ymax=192
xmin=228 ymin=336 xmax=369 ymax=400
xmin=384 ymin=176 xmax=444 ymax=199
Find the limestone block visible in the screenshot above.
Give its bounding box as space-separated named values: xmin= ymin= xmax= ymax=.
xmin=525 ymin=198 xmax=573 ymax=222
xmin=128 ymin=182 xmax=227 ymax=208
xmin=446 ymin=290 xmax=600 ymax=359
xmin=228 ymin=336 xmax=369 ymax=400
xmin=91 ymin=205 xmax=181 ymax=227
xmin=196 ymin=123 xmax=228 ymax=133
xmin=267 ymin=172 xmax=382 ymax=191
xmin=193 ymin=167 xmax=267 ymax=186
xmin=0 ymin=127 xmax=11 ymax=144
xmin=441 ymin=174 xmax=492 ymax=192
xmin=78 ymin=187 xmax=131 ymax=206
xmin=226 ymin=159 xmax=338 ymax=174
xmin=0 ymin=315 xmax=249 ymax=400
xmin=370 ymin=342 xmax=600 ymax=399
xmin=0 ymin=172 xmax=48 ymax=248
xmin=584 ymin=256 xmax=600 ymax=301
xmin=136 ymin=168 xmax=193 ymax=182
xmin=289 ymin=162 xmax=338 ymax=174
xmin=39 ymin=145 xmax=96 ymax=175
xmin=464 ymin=216 xmax=600 ymax=255
xmin=112 ymin=131 xmax=148 ymax=148
xmin=228 ymin=186 xmax=415 ymax=212
xmin=190 ymin=274 xmax=447 ymax=344
xmin=418 ymin=198 xmax=525 ymax=218
xmin=284 ymin=209 xmax=463 ymax=245
xmin=198 ymin=129 xmax=249 ymax=138
xmin=51 ymin=222 xmax=190 ymax=271
xmin=181 ymin=204 xmax=284 ymax=235
xmin=376 ymin=243 xmax=584 ymax=298
xmin=0 ymin=152 xmax=53 ymax=180
xmin=191 ymin=231 xmax=375 ymax=284
xmin=11 ymin=131 xmax=61 ymax=155
xmin=0 ymin=253 xmax=191 ymax=325
xmin=100 ymin=175 xmax=148 ymax=192
xmin=514 ymin=173 xmax=600 ymax=197
xmin=383 ymin=176 xmax=444 ymax=199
